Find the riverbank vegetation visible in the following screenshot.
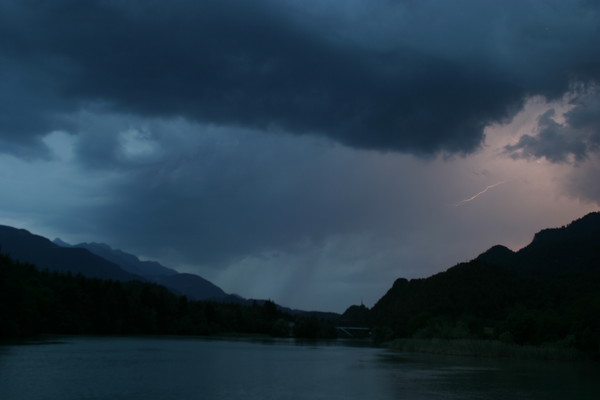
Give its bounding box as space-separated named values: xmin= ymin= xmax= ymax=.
xmin=0 ymin=253 xmax=337 ymax=339
xmin=364 ymin=259 xmax=600 ymax=360
xmin=3 ymin=212 xmax=600 ymax=361
xmin=386 ymin=338 xmax=588 ymax=362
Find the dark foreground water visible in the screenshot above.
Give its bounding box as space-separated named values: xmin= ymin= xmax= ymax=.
xmin=1 ymin=336 xmax=599 ymax=400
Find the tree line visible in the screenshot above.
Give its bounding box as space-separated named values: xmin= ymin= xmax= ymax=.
xmin=366 ymin=260 xmax=600 ymax=357
xmin=0 ymin=253 xmax=337 ymax=339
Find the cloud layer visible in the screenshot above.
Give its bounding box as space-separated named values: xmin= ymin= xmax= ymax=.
xmin=2 ymin=0 xmax=599 ymax=157
xmin=506 ymin=86 xmax=600 ymax=163
xmin=1 ymin=0 xmax=599 ymax=311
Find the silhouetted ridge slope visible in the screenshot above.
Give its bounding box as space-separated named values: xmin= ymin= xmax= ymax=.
xmin=476 ymin=211 xmax=600 ymax=275
xmin=514 ymin=212 xmax=600 ymax=275
xmin=0 ymin=225 xmax=335 ymax=315
xmin=371 ymin=260 xmax=526 ymax=336
xmin=476 ymin=245 xmax=516 ymax=266
xmin=0 ymin=253 xmax=338 ymax=339
xmin=71 ymin=242 xmax=178 ymax=277
xmin=338 ymin=304 xmax=371 ymax=327
xmin=370 ymin=212 xmax=600 ymax=355
xmin=0 ymin=225 xmax=139 ymax=281
xmin=55 ymin=241 xmax=228 ymax=301
xmin=154 ymin=273 xmax=227 ymax=300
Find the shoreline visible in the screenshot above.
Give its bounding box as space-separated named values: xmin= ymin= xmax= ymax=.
xmin=385 ymin=338 xmax=592 ymax=362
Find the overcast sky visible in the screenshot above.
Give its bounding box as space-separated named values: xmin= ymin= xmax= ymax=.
xmin=1 ymin=0 xmax=599 ymax=312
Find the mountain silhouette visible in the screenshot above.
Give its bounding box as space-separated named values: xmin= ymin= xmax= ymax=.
xmin=54 ymin=240 xmax=228 ymax=301
xmin=0 ymin=224 xmax=336 ymax=315
xmin=0 ymin=225 xmax=228 ymax=301
xmin=62 ymin=241 xmax=178 ymax=278
xmin=369 ymin=211 xmax=600 ymax=352
xmin=58 ymin=241 xmax=339 ymax=317
xmin=476 ymin=211 xmax=600 ymax=275
xmin=0 ymin=225 xmax=139 ymax=282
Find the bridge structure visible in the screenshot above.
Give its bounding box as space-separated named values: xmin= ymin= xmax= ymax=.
xmin=335 ymin=326 xmax=371 ymax=338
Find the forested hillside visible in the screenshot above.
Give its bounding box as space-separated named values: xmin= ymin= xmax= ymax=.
xmin=367 ymin=213 xmax=600 ymax=357
xmin=0 ymin=253 xmax=337 ymax=339
xmin=3 ymin=212 xmax=600 ymax=356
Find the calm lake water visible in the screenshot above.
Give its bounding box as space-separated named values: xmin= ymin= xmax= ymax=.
xmin=1 ymin=336 xmax=599 ymax=400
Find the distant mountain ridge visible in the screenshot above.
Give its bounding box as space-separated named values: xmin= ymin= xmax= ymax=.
xmin=53 ymin=240 xmax=228 ymax=301
xmin=0 ymin=223 xmax=338 ymax=316
xmin=0 ymin=224 xmax=228 ymax=302
xmin=476 ymin=211 xmax=600 ymax=275
xmin=0 ymin=225 xmax=139 ymax=282
xmin=66 ymin=242 xmax=178 ymax=278
xmin=52 ymin=239 xmax=339 ymax=317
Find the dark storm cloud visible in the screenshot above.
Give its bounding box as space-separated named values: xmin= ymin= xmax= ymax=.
xmin=505 ymin=87 xmax=600 ymax=163
xmin=88 ymin=124 xmax=412 ymax=267
xmin=2 ymin=0 xmax=600 ymax=156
